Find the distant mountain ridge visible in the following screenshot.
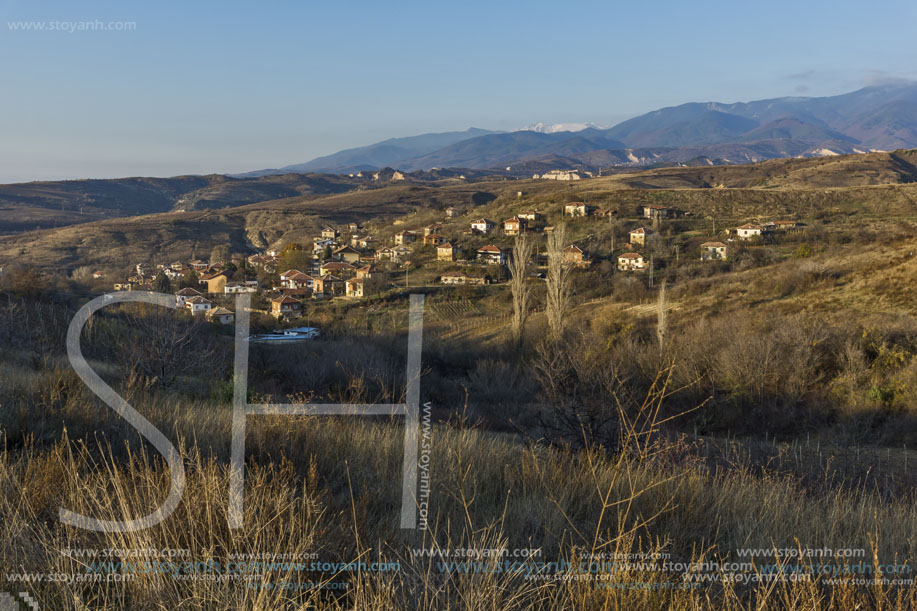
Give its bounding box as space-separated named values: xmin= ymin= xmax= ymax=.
xmin=237 ymin=127 xmax=499 ymax=177
xmin=246 ymin=82 xmax=917 ymax=174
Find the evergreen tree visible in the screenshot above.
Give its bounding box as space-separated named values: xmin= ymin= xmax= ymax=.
xmin=152 ymin=270 xmax=172 ymax=293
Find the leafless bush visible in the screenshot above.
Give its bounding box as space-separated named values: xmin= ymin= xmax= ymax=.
xmin=94 ymin=303 xmax=219 ymax=394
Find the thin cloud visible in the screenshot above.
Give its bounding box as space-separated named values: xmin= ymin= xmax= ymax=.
xmin=785 ymin=70 xmax=816 ymax=81
xmin=860 ymin=70 xmax=914 ymax=86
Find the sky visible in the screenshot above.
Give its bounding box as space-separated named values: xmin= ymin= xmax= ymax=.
xmin=0 ymin=0 xmax=916 ymax=183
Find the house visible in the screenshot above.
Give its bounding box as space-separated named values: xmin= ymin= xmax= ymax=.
xmin=281 ymin=271 xmax=313 ymax=290
xmin=774 ymin=220 xmax=799 ymax=230
xmin=163 ymin=266 xmax=188 ymax=281
xmin=437 ymin=242 xmax=456 ymax=262
xmin=617 ymin=252 xmax=646 ymax=272
xmin=564 ymin=202 xmax=593 ymax=217
xmin=135 ymin=262 xmax=153 ymax=276
xmin=113 ymin=283 xmax=134 ymax=291
xmin=469 ymin=218 xmax=496 ymax=234
xmin=185 ymin=295 xmax=213 ymax=314
xmin=345 ymin=276 xmax=385 ymax=298
xmin=127 ymin=273 xmax=154 ymax=287
xmin=394 ymin=230 xmax=420 ymax=245
xmin=423 ymin=233 xmax=448 ymax=246
xmin=175 ymin=287 xmax=203 ymax=306
xmin=629 ymin=227 xmax=655 ymax=247
xmin=440 ymin=271 xmax=488 ymax=286
xmin=347 ymin=222 xmax=359 ymax=233
xmin=736 ymin=223 xmax=763 ymax=239
xmin=700 ymin=241 xmax=728 ymax=260
xmin=279 ymin=287 xmax=311 ymax=299
xmin=280 ymin=269 xmax=306 ymax=281
xmin=518 ymin=211 xmax=543 ymax=222
xmin=224 ymin=280 xmax=259 ymax=294
xmin=271 ymin=296 xmax=302 ymax=318
xmin=563 ymin=244 xmax=590 ymax=267
xmin=375 ymin=247 xmax=399 ymax=263
xmin=313 ymin=238 xmax=336 ymax=254
xmin=312 ymin=274 xmax=345 ymax=297
xmin=643 ymin=205 xmax=679 ymax=219
xmin=538 ymin=170 xmax=590 ymax=180
xmin=351 ymin=235 xmax=378 ymax=249
xmin=189 ymin=260 xmax=210 ymax=272
xmin=355 ymin=264 xmax=385 ymax=280
xmin=207 ymin=307 xmax=235 ymax=325
xmin=321 ymin=226 xmax=339 ymax=239
xmin=332 ymin=245 xmax=361 ymax=264
xmin=445 ymin=207 xmax=458 ymax=219
xmin=248 ymin=254 xmax=277 ymax=272
xmin=320 ymin=261 xmax=356 ymax=277
xmin=477 ymin=245 xmax=506 ymax=265
xmin=201 ymin=270 xmax=231 ymax=295
xmin=92 ymin=270 xmax=105 ymax=279
xmin=503 ymin=217 xmax=528 ymax=236
xmin=424 ymin=224 xmax=443 ymax=236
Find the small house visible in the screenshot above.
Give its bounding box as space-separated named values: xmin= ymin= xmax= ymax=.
xmin=477 ymin=245 xmax=506 ymax=265
xmin=440 ymin=271 xmax=488 ymax=286
xmin=423 ymin=233 xmax=448 ymax=246
xmin=394 ymin=230 xmax=419 ymax=245
xmin=271 ymin=296 xmax=302 ymax=318
xmin=175 ymin=287 xmax=203 ymax=306
xmin=503 ymin=217 xmax=528 ymax=236
xmin=332 ymin=245 xmax=362 ymax=264
xmin=701 ymin=242 xmax=728 ymax=261
xmin=617 ymin=252 xmax=646 ymax=272
xmin=437 ymin=242 xmax=456 ymax=262
xmin=629 ymin=227 xmax=655 ymax=247
xmin=563 ymin=244 xmax=590 ymax=267
xmin=564 ymin=202 xmax=593 ymax=217
xmin=736 ymin=223 xmax=763 ymax=239
xmin=185 ymin=295 xmax=213 ymax=314
xmin=470 ymin=219 xmax=497 ymax=234
xmin=207 ymin=307 xmax=235 ymax=325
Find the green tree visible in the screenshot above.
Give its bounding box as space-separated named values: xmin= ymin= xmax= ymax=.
xmin=180 ymin=269 xmax=200 ymax=289
xmin=152 ymin=270 xmax=172 ymax=293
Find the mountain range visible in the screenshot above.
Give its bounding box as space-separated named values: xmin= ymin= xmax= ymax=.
xmin=243 ymin=82 xmax=917 ymax=175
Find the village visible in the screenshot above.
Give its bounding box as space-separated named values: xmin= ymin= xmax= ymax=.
xmin=110 ymin=200 xmax=808 ymax=326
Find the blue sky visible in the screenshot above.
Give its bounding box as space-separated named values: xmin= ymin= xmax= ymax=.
xmin=0 ymin=0 xmax=915 ymax=182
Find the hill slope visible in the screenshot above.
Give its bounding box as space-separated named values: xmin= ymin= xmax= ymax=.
xmin=3 ymin=149 xmax=917 ymax=274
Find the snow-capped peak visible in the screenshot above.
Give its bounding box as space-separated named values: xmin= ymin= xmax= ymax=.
xmin=517 ymin=122 xmax=603 ymax=133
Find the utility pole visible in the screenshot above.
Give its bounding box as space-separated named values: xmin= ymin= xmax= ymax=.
xmin=649 ymin=255 xmax=654 ymax=287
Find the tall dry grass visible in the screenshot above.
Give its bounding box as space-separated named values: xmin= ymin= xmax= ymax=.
xmin=1 ymin=370 xmax=916 ymax=609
